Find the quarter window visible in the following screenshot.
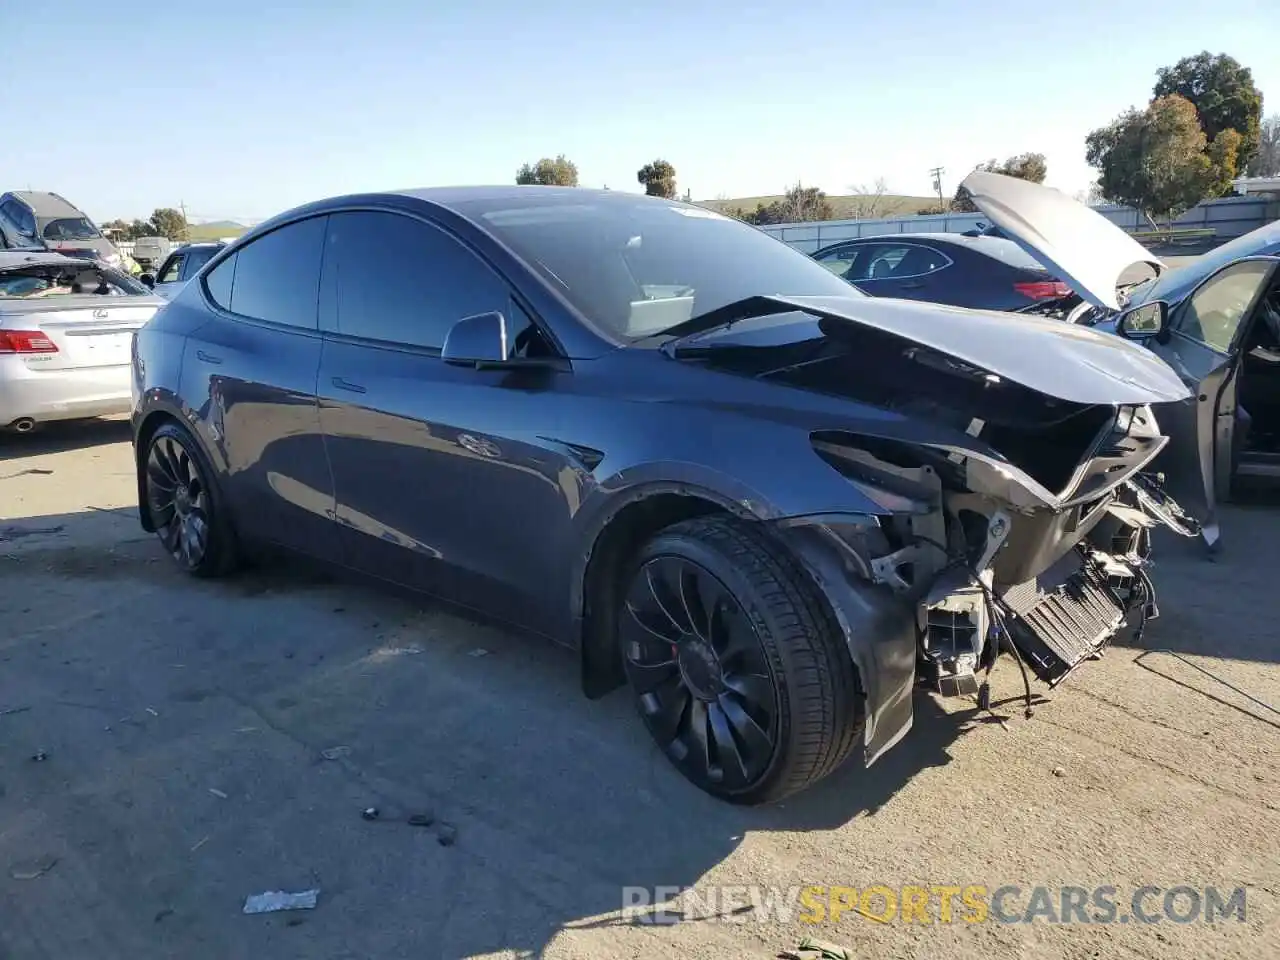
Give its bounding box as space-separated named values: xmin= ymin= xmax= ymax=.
xmin=206 ymin=216 xmax=326 ymax=329
xmin=320 ymin=210 xmax=508 ymax=349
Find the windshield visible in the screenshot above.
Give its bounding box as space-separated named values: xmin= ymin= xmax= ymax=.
xmin=453 ymin=193 xmax=862 ymax=340
xmin=0 ymin=263 xmax=149 ymax=299
xmin=40 ymin=217 xmax=102 ymax=241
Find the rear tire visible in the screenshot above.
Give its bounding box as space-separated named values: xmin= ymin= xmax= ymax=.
xmin=143 ymin=422 xmax=237 ymax=577
xmin=619 ymin=515 xmax=863 ymax=804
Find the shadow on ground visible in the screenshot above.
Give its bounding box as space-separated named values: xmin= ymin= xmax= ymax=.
xmin=0 ymin=417 xmax=132 ymax=462
xmin=0 ymin=501 xmax=976 ymax=959
xmin=1 ymin=484 xmax=1277 ymax=957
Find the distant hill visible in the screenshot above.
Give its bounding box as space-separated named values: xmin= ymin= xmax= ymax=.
xmin=188 ymin=220 xmax=249 ymax=240
xmin=700 ymin=193 xmax=941 ymax=220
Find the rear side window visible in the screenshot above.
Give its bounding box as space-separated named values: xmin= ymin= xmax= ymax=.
xmin=320 ymin=210 xmax=507 ymax=349
xmin=206 ymin=217 xmax=326 ymax=329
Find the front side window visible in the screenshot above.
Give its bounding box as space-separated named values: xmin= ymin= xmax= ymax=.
xmin=814 ymin=245 xmax=862 ymax=279
xmin=320 ymin=210 xmax=508 ymax=349
xmin=41 ymin=217 xmax=101 ymax=241
xmin=448 ymin=193 xmax=862 ymax=340
xmin=158 ymin=254 xmax=186 ymax=284
xmin=1175 ymin=259 xmax=1275 ymax=354
xmin=208 ymin=216 xmax=326 ymax=329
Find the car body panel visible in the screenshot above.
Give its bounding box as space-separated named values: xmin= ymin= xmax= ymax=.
xmin=718 ymin=294 xmax=1191 ymax=405
xmin=131 ymin=187 xmax=1197 ymax=774
xmin=960 ymin=171 xmax=1163 ymax=311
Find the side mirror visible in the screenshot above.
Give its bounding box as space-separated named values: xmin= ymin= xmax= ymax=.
xmin=1116 ymin=300 xmax=1168 ymax=341
xmin=139 ymin=274 xmax=156 ymax=289
xmin=441 ymin=311 xmax=511 ymax=368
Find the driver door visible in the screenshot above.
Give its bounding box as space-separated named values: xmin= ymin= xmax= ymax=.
xmin=1141 ymin=257 xmax=1280 ymax=548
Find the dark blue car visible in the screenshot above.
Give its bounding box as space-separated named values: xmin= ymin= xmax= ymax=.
xmin=130 ymin=186 xmax=1196 ymax=803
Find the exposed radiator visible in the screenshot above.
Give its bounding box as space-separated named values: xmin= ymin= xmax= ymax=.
xmin=1004 ymin=556 xmax=1131 ymax=686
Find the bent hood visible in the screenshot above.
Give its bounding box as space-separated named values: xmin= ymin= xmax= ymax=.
xmin=679 ymin=295 xmax=1191 ymax=405
xmin=959 ymin=171 xmax=1164 ymax=311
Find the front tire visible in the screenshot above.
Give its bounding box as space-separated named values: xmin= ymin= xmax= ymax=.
xmin=619 ymin=516 xmax=863 ymax=804
xmin=143 ymin=422 xmax=237 ymax=577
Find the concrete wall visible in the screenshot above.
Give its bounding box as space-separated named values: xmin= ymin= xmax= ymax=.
xmin=757 ymin=195 xmax=1274 ymax=253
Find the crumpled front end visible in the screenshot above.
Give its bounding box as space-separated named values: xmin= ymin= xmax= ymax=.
xmin=780 ymin=401 xmax=1198 ymax=764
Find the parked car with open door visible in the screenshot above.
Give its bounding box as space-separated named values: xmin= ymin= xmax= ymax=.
xmin=959 ymin=171 xmax=1280 ymax=548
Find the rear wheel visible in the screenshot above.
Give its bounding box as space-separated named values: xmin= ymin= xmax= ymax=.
xmin=144 ymin=422 xmax=237 ymax=577
xmin=619 ymin=516 xmax=863 ymax=804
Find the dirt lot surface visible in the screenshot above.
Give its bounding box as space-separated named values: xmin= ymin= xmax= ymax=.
xmin=2 ymin=418 xmax=1278 ymax=960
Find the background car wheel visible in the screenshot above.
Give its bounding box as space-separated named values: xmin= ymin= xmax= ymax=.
xmin=144 ymin=422 xmax=237 ymax=577
xmin=619 ymin=515 xmax=863 ymax=804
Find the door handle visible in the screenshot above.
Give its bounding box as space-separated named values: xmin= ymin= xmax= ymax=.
xmin=900 ymin=281 xmax=925 ymax=290
xmin=195 ymin=350 xmax=223 ymax=364
xmin=331 ymin=376 xmax=367 ymax=394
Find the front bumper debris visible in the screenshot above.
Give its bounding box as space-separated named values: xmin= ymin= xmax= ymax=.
xmin=923 ymin=474 xmax=1195 ymax=694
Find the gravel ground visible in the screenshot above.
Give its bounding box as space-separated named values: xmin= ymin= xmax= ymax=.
xmin=1 ymin=418 xmax=1277 ymax=960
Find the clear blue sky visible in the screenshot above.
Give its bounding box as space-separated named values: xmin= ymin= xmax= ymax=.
xmin=3 ymin=0 xmax=1275 ymax=224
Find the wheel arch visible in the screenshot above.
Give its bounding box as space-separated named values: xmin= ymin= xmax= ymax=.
xmin=575 ymin=480 xmax=779 ymax=699
xmin=133 ymin=402 xmax=223 ymax=532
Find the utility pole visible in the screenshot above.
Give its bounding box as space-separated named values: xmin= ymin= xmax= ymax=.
xmin=929 ymin=167 xmax=946 ymax=204
xmin=179 ymin=200 xmax=189 ymax=225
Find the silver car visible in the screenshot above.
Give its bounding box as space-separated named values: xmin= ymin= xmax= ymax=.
xmin=0 ymin=252 xmax=164 ymax=433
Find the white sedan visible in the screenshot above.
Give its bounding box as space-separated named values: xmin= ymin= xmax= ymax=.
xmin=0 ymin=252 xmax=165 ymax=433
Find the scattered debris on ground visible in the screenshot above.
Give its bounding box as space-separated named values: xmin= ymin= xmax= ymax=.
xmin=10 ymin=857 xmax=58 ymax=881
xmin=242 ymin=889 xmax=320 ymax=915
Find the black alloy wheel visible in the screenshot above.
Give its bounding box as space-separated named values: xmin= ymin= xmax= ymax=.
xmin=622 ymin=553 xmax=779 ymax=792
xmin=620 ymin=516 xmax=863 ymax=804
xmin=144 ymin=423 xmax=235 ymax=577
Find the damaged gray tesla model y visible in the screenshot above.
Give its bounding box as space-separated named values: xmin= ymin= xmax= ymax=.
xmin=130 ymin=187 xmax=1200 ymax=803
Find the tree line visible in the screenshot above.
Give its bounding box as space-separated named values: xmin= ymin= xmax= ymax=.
xmin=101 ymin=208 xmax=190 ymax=242
xmin=518 ymin=52 xmax=1276 ymax=227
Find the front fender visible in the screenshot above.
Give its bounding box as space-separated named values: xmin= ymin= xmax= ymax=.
xmin=773 ymin=518 xmax=918 ymax=764
xmin=568 ymin=459 xmax=895 ymax=626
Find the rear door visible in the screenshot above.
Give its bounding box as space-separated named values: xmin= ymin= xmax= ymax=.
xmin=182 ymin=217 xmax=339 ymax=560
xmin=1142 ymin=257 xmax=1280 ymax=546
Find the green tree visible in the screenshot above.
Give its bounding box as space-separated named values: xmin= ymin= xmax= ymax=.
xmin=1153 ymin=52 xmax=1263 ymax=181
xmin=739 ymin=183 xmax=835 ymax=225
xmin=1086 ymin=95 xmax=1233 ymax=220
xmin=952 ymin=153 xmax=1048 ymax=211
xmin=515 ymin=155 xmax=579 ymax=186
xmin=1247 ymin=115 xmax=1280 ymax=177
xmin=149 ymin=208 xmax=189 ymax=241
xmin=636 ymin=159 xmax=677 ymax=198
